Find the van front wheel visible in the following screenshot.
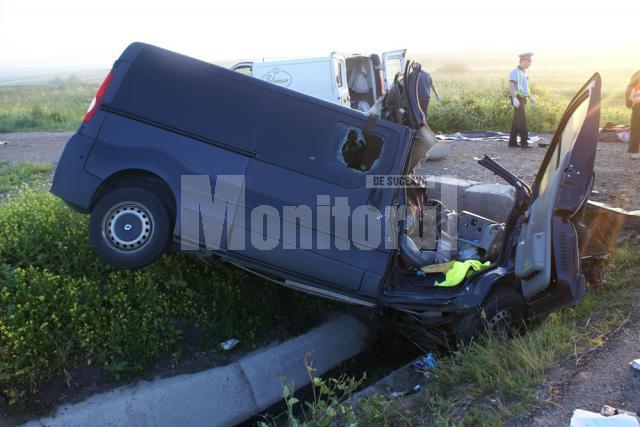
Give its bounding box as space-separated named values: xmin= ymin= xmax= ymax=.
xmin=89 ymin=187 xmax=171 ymax=268
xmin=454 ymin=286 xmax=527 ymax=344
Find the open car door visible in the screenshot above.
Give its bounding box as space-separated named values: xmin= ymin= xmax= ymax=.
xmin=381 ymin=49 xmax=407 ymax=92
xmin=515 ymin=74 xmax=601 ymax=303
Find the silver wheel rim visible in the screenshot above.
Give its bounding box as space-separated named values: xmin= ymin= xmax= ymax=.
xmin=102 ymin=202 xmax=154 ymax=252
xmin=488 ymin=308 xmax=513 ymax=334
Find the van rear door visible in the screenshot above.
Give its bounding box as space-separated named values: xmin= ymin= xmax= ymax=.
xmin=381 ymin=49 xmax=407 ymax=91
xmin=330 ymin=52 xmax=350 ymax=107
xmin=515 ymin=74 xmax=601 ymax=303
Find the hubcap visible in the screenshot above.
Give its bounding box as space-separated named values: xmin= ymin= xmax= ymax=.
xmin=103 ymin=203 xmax=154 ymax=251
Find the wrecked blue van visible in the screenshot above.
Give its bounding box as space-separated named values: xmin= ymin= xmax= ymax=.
xmin=51 ymin=43 xmax=602 ymax=342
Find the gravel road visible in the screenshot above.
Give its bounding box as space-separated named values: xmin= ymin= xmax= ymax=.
xmin=424 ymin=136 xmax=640 ymax=212
xmin=0 ymin=131 xmax=72 ymax=164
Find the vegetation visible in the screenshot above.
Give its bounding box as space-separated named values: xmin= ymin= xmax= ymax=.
xmin=0 ymin=162 xmax=52 ymax=193
xmin=0 ymin=67 xmax=634 ymax=134
xmin=0 ymin=84 xmax=97 ymax=133
xmin=425 ymin=68 xmax=633 ymax=133
xmin=0 ymin=187 xmax=330 ymax=409
xmin=277 ymin=245 xmax=640 ymax=426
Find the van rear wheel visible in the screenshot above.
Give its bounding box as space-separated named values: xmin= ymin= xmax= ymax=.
xmin=89 ymin=187 xmax=171 ymax=268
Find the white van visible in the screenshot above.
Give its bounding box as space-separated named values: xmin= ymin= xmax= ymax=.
xmin=232 ymin=50 xmax=406 ymax=112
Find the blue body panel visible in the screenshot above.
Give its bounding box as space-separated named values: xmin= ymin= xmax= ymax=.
xmin=51 ymin=42 xmax=414 ymax=298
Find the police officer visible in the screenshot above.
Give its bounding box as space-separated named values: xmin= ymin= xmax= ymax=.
xmin=625 ymin=70 xmax=640 ymax=159
xmin=508 ymin=52 xmax=537 ymax=148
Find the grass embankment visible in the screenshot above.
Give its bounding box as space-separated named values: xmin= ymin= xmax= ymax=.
xmin=0 ymin=187 xmax=330 ymax=410
xmin=0 ymin=162 xmax=53 ymax=193
xmin=290 ymin=246 xmax=639 ymax=426
xmin=0 ymin=67 xmax=634 ymax=134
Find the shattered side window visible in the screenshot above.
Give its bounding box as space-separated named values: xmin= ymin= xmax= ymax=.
xmin=337 ymin=126 xmax=383 ymax=172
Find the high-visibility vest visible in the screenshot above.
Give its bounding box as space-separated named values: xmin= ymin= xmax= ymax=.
xmin=633 ymin=82 xmax=640 ymax=105
xmin=515 ymin=69 xmax=528 ymax=96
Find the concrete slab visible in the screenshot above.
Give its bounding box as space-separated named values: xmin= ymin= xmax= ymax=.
xmin=25 ymin=313 xmax=372 ymax=427
xmin=240 ymin=314 xmax=370 ymax=410
xmin=464 ymin=183 xmax=515 ymax=221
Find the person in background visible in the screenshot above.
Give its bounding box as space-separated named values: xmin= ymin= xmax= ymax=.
xmin=625 ymin=70 xmax=640 ymax=159
xmin=417 ymin=67 xmax=440 ymax=122
xmin=508 ymin=52 xmax=537 ymax=148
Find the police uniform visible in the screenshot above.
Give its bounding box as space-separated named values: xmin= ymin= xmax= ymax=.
xmin=628 ymin=70 xmax=640 ymax=154
xmin=508 ymin=53 xmax=532 ymax=147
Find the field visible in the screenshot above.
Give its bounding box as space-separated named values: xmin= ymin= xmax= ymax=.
xmin=426 ymin=68 xmax=632 ymax=132
xmin=0 ymin=65 xmax=635 ymax=134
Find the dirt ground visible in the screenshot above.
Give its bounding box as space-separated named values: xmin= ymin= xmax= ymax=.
xmin=516 ymin=290 xmax=640 ymax=426
xmin=424 ymin=135 xmax=640 ymax=212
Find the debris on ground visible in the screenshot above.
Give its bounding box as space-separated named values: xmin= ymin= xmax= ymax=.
xmin=571 ymin=409 xmax=640 ymax=427
xmin=599 ymin=123 xmax=631 ymax=143
xmin=390 ymin=384 xmax=422 ymax=398
xmin=220 ymin=339 xmax=240 ymax=351
xmin=601 ymin=405 xmax=639 ymax=417
xmin=570 ymin=408 xmax=640 ymax=427
xmin=412 ymin=352 xmax=438 ymax=377
xmin=0 ymin=141 xmax=9 ymax=146
xmin=436 ymin=131 xmax=545 ymax=145
xmin=631 ymin=359 xmax=640 ymax=371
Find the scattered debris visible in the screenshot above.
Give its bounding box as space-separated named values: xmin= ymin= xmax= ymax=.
xmin=599 ymin=123 xmax=631 ymax=143
xmin=631 ymin=358 xmax=640 ymax=371
xmin=425 ymin=142 xmax=452 ymax=160
xmin=473 ymin=156 xmax=502 ymax=161
xmin=570 ymin=408 xmax=640 ymax=427
xmin=220 ymin=338 xmax=240 ymax=351
xmin=436 ymin=131 xmax=544 ymax=145
xmin=0 ymin=141 xmax=9 ymax=146
xmin=601 ymin=405 xmax=639 ymax=417
xmin=390 ymin=384 xmax=422 ymax=398
xmin=413 ymin=352 xmax=438 ymax=377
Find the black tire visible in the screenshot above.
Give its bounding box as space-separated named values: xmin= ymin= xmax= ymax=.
xmin=454 ymin=286 xmax=527 ymax=344
xmin=89 ymin=187 xmax=171 ymax=269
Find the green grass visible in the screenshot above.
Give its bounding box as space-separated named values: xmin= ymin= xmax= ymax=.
xmin=0 ymin=188 xmax=331 ymax=409
xmin=425 ymin=67 xmax=634 ymax=133
xmin=0 ymin=66 xmax=635 ymax=134
xmin=0 ymin=162 xmax=53 ymax=193
xmin=0 ymin=84 xmax=97 ymax=133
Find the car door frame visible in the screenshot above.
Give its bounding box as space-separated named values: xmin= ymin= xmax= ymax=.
xmin=330 ymin=52 xmax=350 ymax=107
xmin=381 ymin=49 xmax=407 ymax=92
xmin=515 ymin=73 xmax=601 ymax=302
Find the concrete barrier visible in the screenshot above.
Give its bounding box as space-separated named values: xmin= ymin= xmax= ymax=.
xmin=25 ymin=314 xmax=372 ymax=427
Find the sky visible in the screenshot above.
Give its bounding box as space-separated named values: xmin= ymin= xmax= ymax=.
xmin=0 ymin=0 xmax=638 ymax=74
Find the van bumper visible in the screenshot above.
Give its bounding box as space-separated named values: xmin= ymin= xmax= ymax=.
xmin=50 ymin=132 xmax=103 ymax=213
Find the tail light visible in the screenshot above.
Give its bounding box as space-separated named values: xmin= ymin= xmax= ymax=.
xmin=377 ymin=68 xmax=385 ymax=95
xmin=83 ymin=70 xmax=113 ymax=123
